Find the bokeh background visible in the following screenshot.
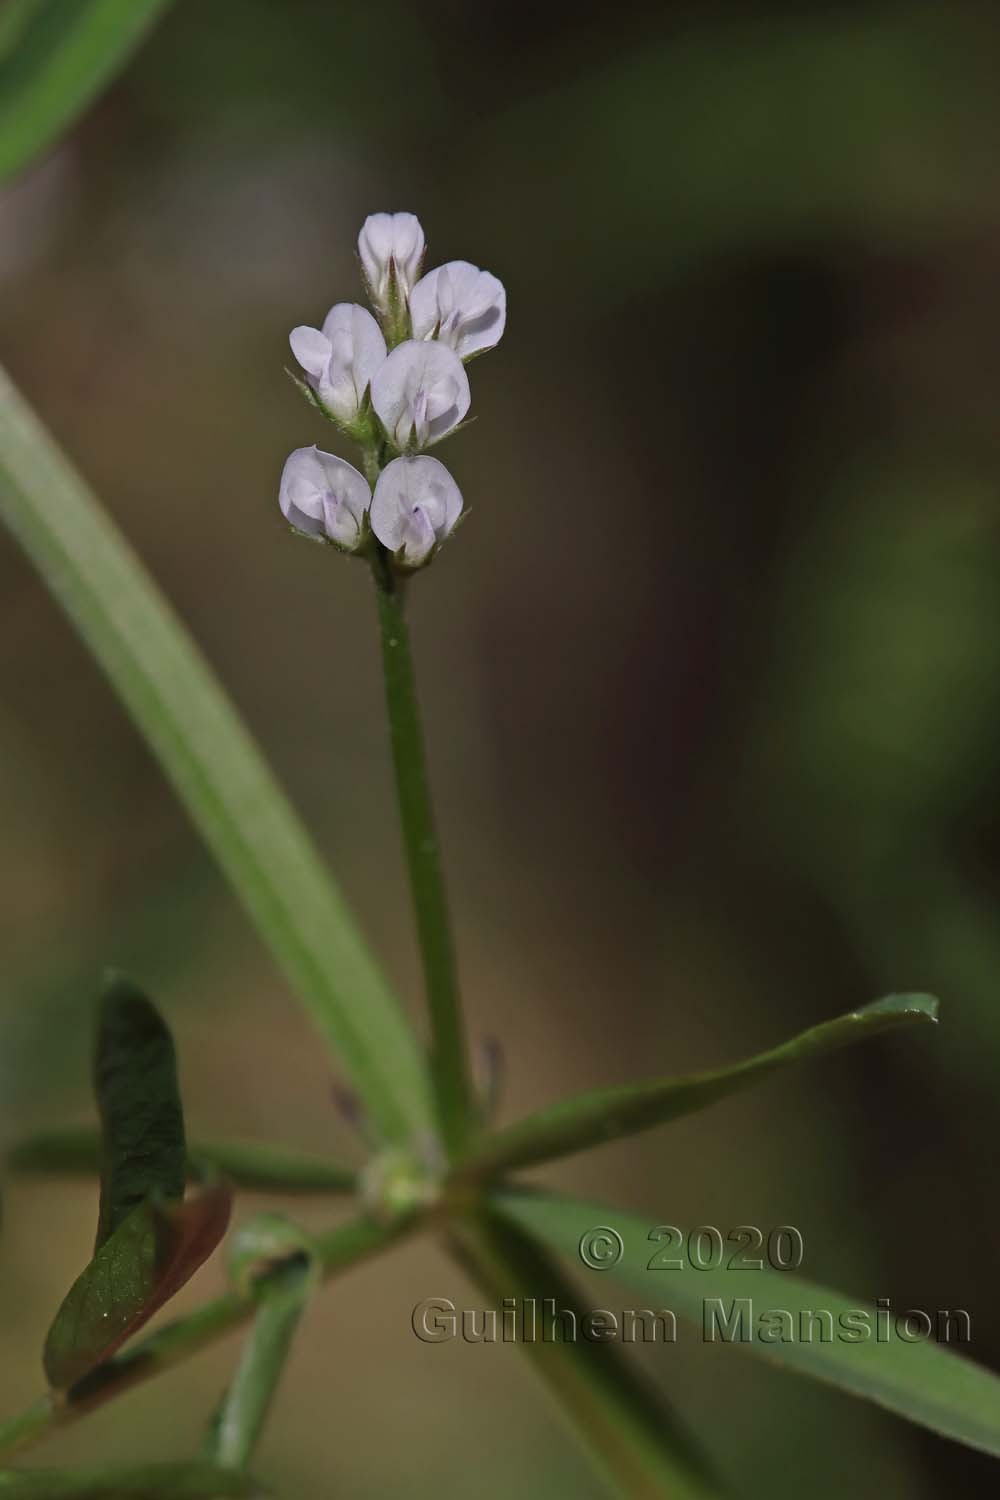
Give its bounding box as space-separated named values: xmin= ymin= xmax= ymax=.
xmin=2 ymin=0 xmax=1000 ymax=1494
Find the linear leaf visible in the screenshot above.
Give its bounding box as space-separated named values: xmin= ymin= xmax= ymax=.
xmin=495 ymin=1189 xmax=1000 ymax=1458
xmin=9 ymin=1127 xmax=356 ymax=1194
xmin=211 ymin=1227 xmax=319 ymax=1470
xmin=44 ymin=1179 xmax=232 ymax=1389
xmin=461 ymin=994 xmax=938 ymax=1177
xmin=450 ymin=1213 xmax=720 ymax=1499
xmin=94 ymin=977 xmax=186 ymax=1247
xmin=0 ymin=364 xmax=432 ymax=1144
xmin=0 ymin=0 xmax=173 ymax=183
xmin=0 ymin=1462 xmax=263 ymax=1498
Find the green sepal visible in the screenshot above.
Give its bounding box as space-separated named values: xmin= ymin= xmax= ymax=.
xmin=380 ymin=257 xmax=414 ymax=350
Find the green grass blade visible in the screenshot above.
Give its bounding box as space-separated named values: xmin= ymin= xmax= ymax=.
xmin=0 ymin=364 xmax=433 ymax=1144
xmin=450 ymin=1212 xmax=720 ymax=1499
xmin=0 ymin=0 xmax=173 ymax=183
xmin=461 ymin=994 xmax=937 ymax=1177
xmin=9 ymin=1127 xmax=357 ymax=1194
xmin=495 ymin=1189 xmax=1000 ymax=1458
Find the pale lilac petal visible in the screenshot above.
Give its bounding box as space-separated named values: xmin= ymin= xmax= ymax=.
xmin=279 ymin=446 xmax=371 ymax=550
xmin=370 ymin=340 xmax=470 ymax=450
xmin=371 ymin=455 xmax=463 ymax=566
xmin=289 ymin=325 xmax=332 ymax=381
xmin=290 ymin=304 xmax=386 ymax=424
xmin=358 ymin=211 xmax=426 ymax=311
xmin=410 ymin=260 xmax=506 ymax=358
xmin=319 ymin=303 xmax=387 ymax=405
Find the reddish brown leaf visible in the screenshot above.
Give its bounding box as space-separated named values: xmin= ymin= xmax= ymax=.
xmin=44 ymin=1180 xmax=232 ymax=1390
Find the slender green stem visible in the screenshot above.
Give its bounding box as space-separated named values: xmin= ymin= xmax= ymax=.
xmin=0 ymin=1212 xmax=414 ymax=1464
xmin=449 ymin=1212 xmax=720 ymax=1499
xmin=370 ymin=542 xmax=474 ymax=1156
xmin=9 ymin=1128 xmax=357 ymax=1195
xmin=0 ymin=1460 xmax=260 ymax=1497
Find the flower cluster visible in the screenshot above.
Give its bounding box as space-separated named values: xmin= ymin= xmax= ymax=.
xmin=280 ymin=212 xmax=505 ymax=568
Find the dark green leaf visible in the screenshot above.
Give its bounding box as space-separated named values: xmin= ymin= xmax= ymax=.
xmin=451 ymin=1213 xmax=719 ymax=1499
xmin=44 ymin=1179 xmax=232 ymax=1389
xmin=94 ymin=977 xmax=186 ymax=1248
xmin=0 ymin=1462 xmax=263 ymax=1497
xmin=0 ymin=0 xmax=173 ymax=184
xmin=9 ymin=1128 xmax=356 ymax=1195
xmin=495 ymin=1189 xmax=1000 ymax=1458
xmin=461 ymin=994 xmax=938 ymax=1177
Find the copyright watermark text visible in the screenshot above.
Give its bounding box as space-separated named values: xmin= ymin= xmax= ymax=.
xmin=411 ymin=1296 xmax=971 ymax=1346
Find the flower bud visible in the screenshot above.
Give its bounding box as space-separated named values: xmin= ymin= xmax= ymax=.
xmin=371 ymin=455 xmax=463 ymax=567
xmin=289 ymin=302 xmax=386 ymax=430
xmin=370 ymin=340 xmax=470 ymax=451
xmin=410 ymin=260 xmax=506 ymax=359
xmin=279 ymin=446 xmax=371 ymax=551
xmin=358 ymin=211 xmax=425 ymax=315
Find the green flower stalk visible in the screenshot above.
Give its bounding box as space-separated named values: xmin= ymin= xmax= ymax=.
xmin=281 ymin=210 xmax=509 ymax=1151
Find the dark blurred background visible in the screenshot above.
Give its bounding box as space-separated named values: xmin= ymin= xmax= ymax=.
xmin=2 ymin=0 xmax=1000 ymax=1494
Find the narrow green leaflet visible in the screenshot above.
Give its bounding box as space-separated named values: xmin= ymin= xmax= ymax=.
xmin=0 ymin=1462 xmax=264 ymax=1497
xmin=211 ymin=1229 xmax=319 ymax=1470
xmin=44 ymin=1178 xmax=232 ymax=1389
xmin=0 ymin=0 xmax=173 ymax=183
xmin=9 ymin=1128 xmax=356 ymax=1195
xmin=0 ymin=365 xmax=433 ymax=1144
xmin=452 ymin=1213 xmax=719 ymax=1500
xmin=94 ymin=978 xmax=186 ymax=1247
xmin=495 ymin=1190 xmax=1000 ymax=1459
xmin=461 ymin=994 xmax=938 ymax=1177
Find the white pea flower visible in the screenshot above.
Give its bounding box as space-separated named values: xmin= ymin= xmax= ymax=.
xmin=370 ymin=340 xmax=470 ymax=451
xmin=289 ymin=303 xmax=386 ymax=427
xmin=358 ymin=212 xmax=425 ymax=314
xmin=279 ymin=446 xmax=371 ymax=550
xmin=371 ymin=455 xmax=463 ymax=567
xmin=410 ymin=260 xmax=506 ymax=359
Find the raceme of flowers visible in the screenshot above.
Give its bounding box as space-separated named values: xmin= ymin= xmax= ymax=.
xmin=280 ymin=211 xmax=505 ymax=568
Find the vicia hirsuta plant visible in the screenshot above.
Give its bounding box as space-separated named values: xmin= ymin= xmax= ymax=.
xmin=2 ymin=200 xmax=1000 ymax=1500
xmin=282 ymin=212 xmax=505 ymax=1164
